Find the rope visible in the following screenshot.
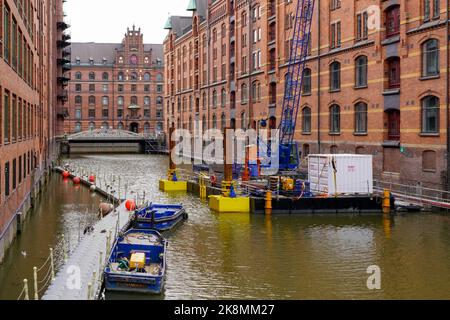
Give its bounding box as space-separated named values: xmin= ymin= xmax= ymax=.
xmin=36 ymin=254 xmax=51 ymax=273
xmin=37 ymin=273 xmax=53 ymax=294
xmin=16 ymin=285 xmax=26 ymax=300
xmin=38 ymin=265 xmax=53 ymax=285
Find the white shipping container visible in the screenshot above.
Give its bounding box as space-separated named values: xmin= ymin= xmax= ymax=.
xmin=308 ymin=154 xmax=373 ymax=195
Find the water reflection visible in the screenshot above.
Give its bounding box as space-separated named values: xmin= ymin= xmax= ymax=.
xmin=1 ymin=154 xmax=450 ymax=300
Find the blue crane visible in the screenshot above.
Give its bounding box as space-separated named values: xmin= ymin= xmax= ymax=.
xmin=276 ymin=0 xmax=315 ymax=172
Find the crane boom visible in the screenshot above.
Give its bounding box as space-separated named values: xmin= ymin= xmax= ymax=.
xmin=277 ymin=0 xmax=315 ymax=171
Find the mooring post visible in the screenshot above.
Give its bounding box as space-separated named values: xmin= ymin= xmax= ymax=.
xmin=62 ymin=233 xmax=68 ymax=262
xmin=87 ymin=282 xmax=92 ymax=300
xmin=50 ymin=248 xmax=55 ymax=281
xmin=33 ymin=267 xmax=38 ymax=300
xmin=23 ymin=279 xmax=29 ymax=300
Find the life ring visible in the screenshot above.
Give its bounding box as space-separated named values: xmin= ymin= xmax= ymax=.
xmin=210 ymin=175 xmax=217 ymax=185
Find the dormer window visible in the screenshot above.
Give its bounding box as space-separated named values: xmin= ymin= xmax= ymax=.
xmin=89 ymin=57 xmax=94 ymax=65
xmin=76 ymin=57 xmax=80 ymax=64
xmin=118 ymin=56 xmax=124 ymax=64
xmin=144 ymin=56 xmax=149 ymax=64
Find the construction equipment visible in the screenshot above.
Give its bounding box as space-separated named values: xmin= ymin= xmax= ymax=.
xmin=261 ymin=0 xmax=316 ymax=173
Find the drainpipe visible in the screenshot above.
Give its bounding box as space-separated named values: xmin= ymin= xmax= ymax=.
xmin=446 ymin=0 xmax=449 ymax=190
xmin=317 ymin=0 xmax=321 ymax=153
xmin=248 ymin=0 xmax=253 ymax=130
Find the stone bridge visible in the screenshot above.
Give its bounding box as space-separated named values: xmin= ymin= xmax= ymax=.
xmin=62 ymin=129 xmax=166 ymax=154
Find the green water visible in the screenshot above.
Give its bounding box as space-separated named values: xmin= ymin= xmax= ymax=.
xmin=1 ymin=154 xmax=450 ymax=299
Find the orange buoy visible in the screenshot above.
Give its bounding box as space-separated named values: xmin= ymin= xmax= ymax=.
xmin=73 ymin=176 xmax=81 ymax=184
xmin=125 ymin=199 xmax=136 ymax=211
xmin=62 ymin=171 xmax=70 ymax=178
xmin=89 ymin=175 xmax=96 ymax=183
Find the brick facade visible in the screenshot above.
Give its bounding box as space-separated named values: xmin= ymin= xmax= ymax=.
xmin=163 ymin=0 xmax=450 ymax=189
xmin=0 ymin=0 xmax=64 ymax=250
xmin=65 ymin=26 xmax=165 ymax=136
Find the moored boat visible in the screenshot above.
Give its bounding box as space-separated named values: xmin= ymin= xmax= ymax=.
xmin=104 ymin=228 xmax=167 ymax=294
xmin=131 ymin=203 xmax=187 ymax=231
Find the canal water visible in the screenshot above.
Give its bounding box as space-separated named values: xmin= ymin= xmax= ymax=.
xmin=0 ymin=173 xmax=102 ymax=300
xmin=1 ymin=154 xmax=450 ymax=299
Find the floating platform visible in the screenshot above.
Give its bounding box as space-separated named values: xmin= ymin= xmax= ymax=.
xmin=159 ymin=180 xmax=187 ymax=192
xmin=209 ymin=195 xmax=250 ymax=213
xmin=251 ymin=195 xmax=390 ymax=214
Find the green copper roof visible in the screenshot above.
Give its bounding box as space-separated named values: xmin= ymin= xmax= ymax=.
xmin=164 ymin=17 xmax=172 ymax=29
xmin=187 ymin=0 xmax=197 ymax=11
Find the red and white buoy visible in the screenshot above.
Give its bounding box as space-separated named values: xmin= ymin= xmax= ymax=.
xmin=73 ymin=176 xmax=81 ymax=184
xmin=125 ymin=199 xmax=136 ymax=211
xmin=88 ymin=175 xmax=96 ymax=183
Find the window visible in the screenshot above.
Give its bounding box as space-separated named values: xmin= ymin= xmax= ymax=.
xmin=89 ymin=72 xmax=95 ymax=80
xmin=422 ymin=39 xmax=439 ymax=77
xmin=252 ymin=82 xmax=260 ymax=102
xmin=156 ymin=73 xmax=163 ymax=82
xmin=118 ymin=84 xmax=124 ymax=92
xmin=221 ymin=113 xmax=226 ymax=129
xmin=221 ymin=89 xmax=226 ymax=107
xmin=4 ymin=90 xmax=9 ymax=143
xmin=424 ymin=0 xmax=440 ymax=21
xmin=130 ymin=55 xmax=138 ymax=65
xmin=385 ymin=6 xmax=400 ymax=38
xmin=75 ymin=122 xmax=82 ymax=133
xmin=212 ymin=114 xmax=217 ymax=129
xmin=386 ymin=109 xmax=400 ymax=140
xmin=75 ymin=72 xmax=82 ymax=80
xmin=387 ymin=57 xmax=400 ymax=89
xmin=144 ymin=96 xmax=150 ymax=106
xmin=131 ymin=96 xmax=138 ymax=105
xmin=157 ymin=85 xmax=163 ymax=93
xmin=329 ymin=104 xmax=340 ymax=134
xmin=144 ymin=73 xmax=151 ymax=81
xmin=302 ymin=68 xmax=312 ymax=94
xmin=130 ymin=72 xmax=138 ymax=81
xmin=89 ymin=122 xmax=95 ymax=130
xmin=330 ymin=21 xmax=341 ymax=49
xmin=4 ymin=5 xmax=10 ymax=62
xmin=302 ymin=107 xmax=311 ymax=133
xmin=422 ymin=150 xmax=437 ymax=171
xmin=75 ymin=84 xmax=81 ymax=92
xmin=213 ymin=90 xmax=217 ymax=108
xmin=5 ymin=161 xmax=10 ymax=197
xmin=117 ymin=109 xmax=123 ymax=118
xmin=88 ymin=109 xmax=95 ymax=118
xmin=355 ymin=56 xmax=368 ymax=87
xmin=356 ymin=11 xmax=369 ymax=41
xmin=421 ymin=95 xmax=439 ymax=133
xmin=103 ymin=84 xmax=108 ymax=92
xmin=89 ymin=84 xmax=95 ymax=92
xmin=102 ymin=72 xmax=109 ymax=80
xmin=241 ymin=112 xmax=246 ymax=130
xmin=330 ymin=0 xmax=341 ymax=10
xmin=102 ymin=109 xmax=109 ymax=118
xmin=102 ymin=96 xmax=109 ymax=107
xmin=355 ymin=102 xmax=368 ymax=134
xmin=118 ymin=72 xmax=124 ymax=81
xmin=88 ymin=96 xmax=95 ymax=105
xmin=330 ymin=61 xmax=341 ymax=91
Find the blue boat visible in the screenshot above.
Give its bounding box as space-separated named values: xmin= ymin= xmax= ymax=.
xmin=104 ymin=228 xmax=167 ymax=294
xmin=132 ymin=203 xmax=187 ymax=231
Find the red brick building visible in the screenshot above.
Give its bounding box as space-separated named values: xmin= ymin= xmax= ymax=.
xmin=66 ymin=26 xmax=165 ymax=136
xmin=163 ymin=0 xmax=450 ymax=189
xmin=0 ymin=0 xmax=66 ymax=261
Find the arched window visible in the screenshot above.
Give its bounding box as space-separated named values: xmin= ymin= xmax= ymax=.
xmin=202 ymin=92 xmax=207 ymax=109
xmin=75 ymin=72 xmax=82 ymax=80
xmin=421 ymin=95 xmax=439 ymax=133
xmin=117 ymin=96 xmax=124 ymax=106
xmin=221 ymin=89 xmax=226 ymax=107
xmin=221 ymin=113 xmax=226 ymax=129
xmin=329 ymin=104 xmax=341 ymax=134
xmin=102 ymin=72 xmax=109 ymax=80
xmin=422 ymin=39 xmax=439 ymax=77
xmin=130 ymin=54 xmax=138 ymax=65
xmin=330 ymin=61 xmax=341 ymax=91
xmin=102 ymin=96 xmax=109 ymax=106
xmin=213 ymin=90 xmax=217 ymax=108
xmin=355 ymin=102 xmax=368 ymax=134
xmin=212 ymin=114 xmax=217 ymax=129
xmin=144 ymin=122 xmax=150 ymax=134
xmin=221 ymin=23 xmax=226 ymax=38
xmin=302 ymin=107 xmax=312 ymax=133
xmin=302 ymin=68 xmax=312 ymax=94
xmin=75 ymin=122 xmax=82 ymax=133
xmin=156 ymin=96 xmax=163 ymax=105
xmin=118 ymin=72 xmax=124 ymax=81
xmin=131 ymin=96 xmax=138 ymax=105
xmin=130 ymin=72 xmax=138 ymax=81
xmin=156 ymin=73 xmax=163 ymax=82
xmin=144 ymin=96 xmax=150 ymax=106
xmin=241 ymin=112 xmax=246 ymax=130
xmin=202 ymin=115 xmax=207 ymax=132
xmin=89 ymin=95 xmax=96 ymax=105
xmin=241 ymin=84 xmax=248 ymax=103
xmin=75 ymin=95 xmax=82 ymax=104
xmin=89 ymin=72 xmax=95 ymax=80
xmin=355 ymin=55 xmax=368 ymax=87
xmin=252 ymin=81 xmax=260 ymax=102
xmin=422 ymin=150 xmax=437 ymax=172
xmin=144 ymin=73 xmax=151 ymax=81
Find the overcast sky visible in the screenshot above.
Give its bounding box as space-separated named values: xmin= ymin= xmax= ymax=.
xmin=66 ymin=0 xmax=190 ymax=43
